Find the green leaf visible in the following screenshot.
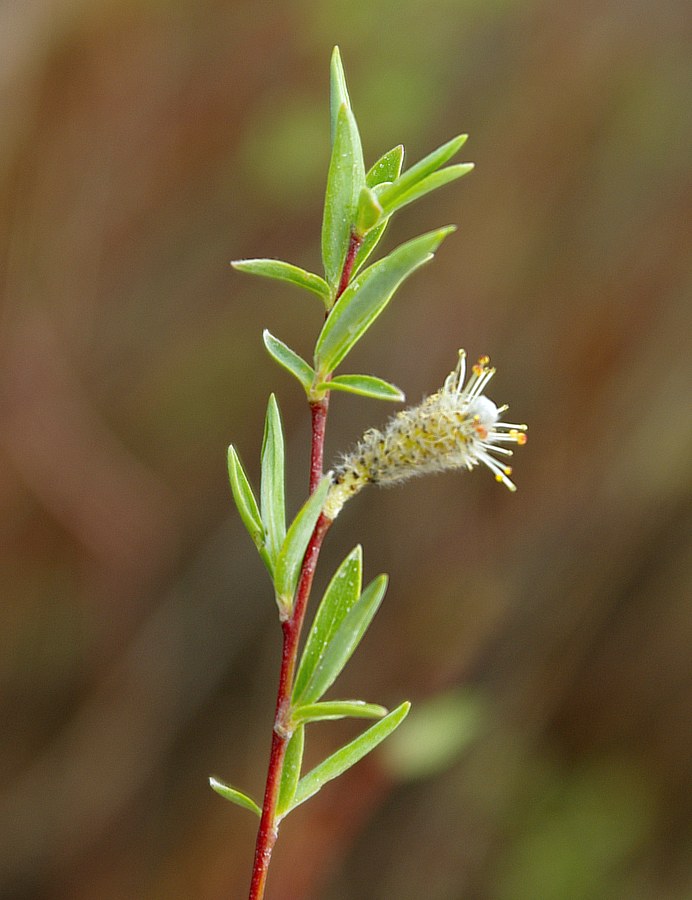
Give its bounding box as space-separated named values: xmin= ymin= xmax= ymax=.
xmin=288 ymin=701 xmax=411 ymax=813
xmin=263 ymin=330 xmax=315 ymax=393
xmin=209 ymin=777 xmax=261 ymax=818
xmin=366 ymin=144 xmax=404 ymax=187
xmin=322 ymin=47 xmax=364 ymax=287
xmin=294 ymin=574 xmax=388 ymax=706
xmin=329 ymin=46 xmax=351 ymax=144
xmin=232 ymin=259 xmax=330 ymax=305
xmin=355 ymin=186 xmax=383 ymax=236
xmin=274 ymin=476 xmax=331 ymax=610
xmin=376 ymin=133 xmax=468 ymax=213
xmin=293 ymin=546 xmax=363 ymax=703
xmin=276 ymin=726 xmax=304 ymax=820
xmin=314 ymin=227 xmax=455 ymax=376
xmin=260 ymin=395 xmax=286 ymax=564
xmin=378 ymin=163 xmax=474 ymax=218
xmin=322 ymin=103 xmax=366 ymax=289
xmin=317 ymin=374 xmax=404 ymax=402
xmin=351 ymin=218 xmax=388 ymax=278
xmin=292 ymin=700 xmax=387 ymax=726
xmin=227 ymin=445 xmax=271 ymax=572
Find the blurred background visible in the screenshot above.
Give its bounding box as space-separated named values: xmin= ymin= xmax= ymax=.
xmin=1 ymin=0 xmax=691 ymax=898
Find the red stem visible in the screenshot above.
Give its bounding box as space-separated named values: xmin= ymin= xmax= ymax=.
xmin=247 ymin=234 xmax=361 ymax=899
xmin=309 ymin=398 xmax=329 ymax=494
xmin=335 ymin=229 xmax=362 ymax=299
xmin=248 ymin=514 xmax=331 ymax=900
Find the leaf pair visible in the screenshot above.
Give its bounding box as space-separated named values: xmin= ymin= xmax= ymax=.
xmin=292 ymin=546 xmax=384 ymax=706
xmin=211 ymin=543 xmax=412 ymax=822
xmin=227 ymin=395 xmax=329 ymax=614
xmin=374 ymin=134 xmax=473 ymax=222
xmin=261 ymin=338 xmax=407 ymax=406
xmin=261 ymin=331 xmax=403 ymax=403
xmin=260 ymin=224 xmax=455 ymax=398
xmin=277 ymin=700 xmax=410 ymax=819
xmin=210 ymin=702 xmax=410 ymax=821
xmin=272 ymin=545 xmax=401 ymax=817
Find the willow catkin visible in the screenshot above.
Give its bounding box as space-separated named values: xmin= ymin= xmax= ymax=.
xmin=324 ymin=350 xmax=527 ymax=520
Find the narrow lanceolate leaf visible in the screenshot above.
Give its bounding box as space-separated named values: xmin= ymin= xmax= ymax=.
xmin=329 ymin=45 xmax=352 ymax=144
xmin=263 ymin=330 xmax=315 ymax=393
xmin=227 ymin=445 xmax=271 ymax=572
xmin=321 ymin=101 xmax=366 ymax=288
xmin=294 ymin=574 xmax=388 ymax=706
xmin=209 ymin=777 xmax=261 ymax=818
xmin=366 ymin=144 xmax=405 ymax=188
xmin=276 ymin=726 xmax=304 ymax=820
xmin=232 ymin=259 xmax=330 ymax=305
xmin=314 ymin=227 xmax=455 ymax=376
xmin=317 ymin=374 xmax=405 ymax=402
xmin=293 ymin=546 xmax=363 ymax=703
xmin=260 ymin=395 xmax=286 ymax=564
xmin=376 ymin=133 xmax=468 ymax=213
xmin=291 ymin=700 xmax=387 ymax=727
xmin=288 ymin=701 xmax=411 ymax=813
xmin=274 ymin=476 xmax=331 ymax=608
xmin=378 ymin=163 xmax=474 ymax=218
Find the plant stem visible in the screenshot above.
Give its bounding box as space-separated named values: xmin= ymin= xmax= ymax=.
xmin=248 ymin=239 xmax=360 ymax=899
xmin=248 ymin=513 xmax=331 ymax=900
xmin=309 ymin=398 xmax=329 ymax=494
xmin=335 ymin=229 xmax=362 ymax=299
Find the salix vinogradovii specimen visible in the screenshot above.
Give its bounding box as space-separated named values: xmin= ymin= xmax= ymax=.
xmin=209 ymin=48 xmax=527 ymax=900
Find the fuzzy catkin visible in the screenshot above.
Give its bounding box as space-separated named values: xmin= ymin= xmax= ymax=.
xmin=324 ymin=351 xmax=527 ymax=520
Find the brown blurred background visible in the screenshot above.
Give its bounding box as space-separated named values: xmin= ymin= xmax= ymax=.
xmin=1 ymin=1 xmax=691 ymax=898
